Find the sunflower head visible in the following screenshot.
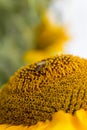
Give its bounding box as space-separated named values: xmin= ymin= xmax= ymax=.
xmin=0 ymin=55 xmax=87 ymax=128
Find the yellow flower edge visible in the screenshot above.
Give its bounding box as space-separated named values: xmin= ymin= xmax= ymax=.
xmin=0 ymin=109 xmax=87 ymax=130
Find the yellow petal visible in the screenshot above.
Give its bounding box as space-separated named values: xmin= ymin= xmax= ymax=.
xmin=1 ymin=109 xmax=87 ymax=130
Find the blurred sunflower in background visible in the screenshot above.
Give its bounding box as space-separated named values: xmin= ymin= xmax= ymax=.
xmin=23 ymin=14 xmax=69 ymax=64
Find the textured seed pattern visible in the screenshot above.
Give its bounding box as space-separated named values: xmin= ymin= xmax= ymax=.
xmin=0 ymin=55 xmax=87 ymax=126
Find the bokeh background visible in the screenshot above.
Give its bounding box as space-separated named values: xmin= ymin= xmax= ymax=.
xmin=0 ymin=0 xmax=87 ymax=86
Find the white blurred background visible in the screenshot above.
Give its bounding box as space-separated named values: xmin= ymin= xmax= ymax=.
xmin=49 ymin=0 xmax=87 ymax=58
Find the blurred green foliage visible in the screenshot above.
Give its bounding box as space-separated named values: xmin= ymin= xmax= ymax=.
xmin=0 ymin=0 xmax=51 ymax=86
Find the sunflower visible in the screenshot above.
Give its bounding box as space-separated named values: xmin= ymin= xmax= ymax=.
xmin=0 ymin=54 xmax=87 ymax=130
xmin=23 ymin=15 xmax=69 ymax=64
